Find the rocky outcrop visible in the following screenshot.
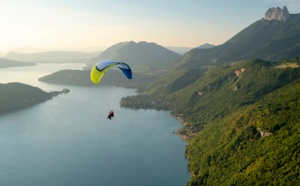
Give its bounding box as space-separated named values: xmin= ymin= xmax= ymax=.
xmin=233 ymin=85 xmax=238 ymax=91
xmin=257 ymin=128 xmax=273 ymax=137
xmin=264 ymin=6 xmax=290 ymax=21
xmin=234 ymin=68 xmax=245 ymax=78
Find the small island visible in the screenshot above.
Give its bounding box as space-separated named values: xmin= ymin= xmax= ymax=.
xmin=0 ymin=82 xmax=69 ymax=114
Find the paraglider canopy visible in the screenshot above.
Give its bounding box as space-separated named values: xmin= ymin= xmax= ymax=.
xmin=90 ymin=60 xmax=132 ymax=84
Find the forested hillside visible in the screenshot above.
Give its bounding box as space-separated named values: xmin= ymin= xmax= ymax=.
xmin=186 ymin=69 xmax=300 ymax=185
xmin=0 ymin=83 xmax=69 ymax=114
xmin=121 ymin=57 xmax=300 ymax=185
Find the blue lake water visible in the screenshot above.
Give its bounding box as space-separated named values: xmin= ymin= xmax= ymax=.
xmin=0 ymin=64 xmax=189 ymax=186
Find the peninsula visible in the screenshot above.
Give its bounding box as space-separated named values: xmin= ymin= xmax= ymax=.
xmin=0 ymin=82 xmax=69 ymax=114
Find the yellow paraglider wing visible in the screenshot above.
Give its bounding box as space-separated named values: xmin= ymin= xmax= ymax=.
xmin=90 ymin=60 xmax=132 ymax=84
xmin=90 ymin=65 xmax=104 ymax=84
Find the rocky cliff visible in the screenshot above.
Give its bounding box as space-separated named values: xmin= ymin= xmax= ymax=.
xmin=264 ymin=6 xmax=290 ymax=21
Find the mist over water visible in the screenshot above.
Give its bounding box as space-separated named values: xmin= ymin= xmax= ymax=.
xmin=0 ymin=64 xmax=189 ymax=186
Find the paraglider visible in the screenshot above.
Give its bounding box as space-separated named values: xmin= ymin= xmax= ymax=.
xmin=90 ymin=60 xmax=132 ymax=84
xmin=90 ymin=60 xmax=132 ymax=120
xmin=107 ymin=110 xmax=114 ymax=120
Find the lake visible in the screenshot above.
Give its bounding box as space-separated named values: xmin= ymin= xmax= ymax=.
xmin=0 ymin=64 xmax=190 ymax=186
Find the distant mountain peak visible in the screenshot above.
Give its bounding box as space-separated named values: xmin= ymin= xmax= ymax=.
xmin=89 ymin=41 xmax=180 ymax=66
xmin=264 ymin=6 xmax=290 ymax=21
xmin=198 ymin=43 xmax=215 ymax=49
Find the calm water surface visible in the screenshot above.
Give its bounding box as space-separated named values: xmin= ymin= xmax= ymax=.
xmin=0 ymin=64 xmax=189 ymax=186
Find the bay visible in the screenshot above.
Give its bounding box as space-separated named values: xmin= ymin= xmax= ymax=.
xmin=0 ymin=63 xmax=189 ymax=186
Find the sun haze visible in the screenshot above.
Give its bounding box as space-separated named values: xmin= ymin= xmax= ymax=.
xmin=1 ymin=0 xmax=299 ymax=55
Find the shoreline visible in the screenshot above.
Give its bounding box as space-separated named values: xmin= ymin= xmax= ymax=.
xmin=171 ymin=113 xmax=190 ymax=143
xmin=171 ymin=113 xmax=196 ymax=179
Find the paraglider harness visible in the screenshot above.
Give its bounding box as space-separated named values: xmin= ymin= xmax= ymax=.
xmin=107 ymin=110 xmax=114 ymax=120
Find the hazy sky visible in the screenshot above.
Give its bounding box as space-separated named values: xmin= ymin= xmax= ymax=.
xmin=0 ymin=0 xmax=299 ymax=55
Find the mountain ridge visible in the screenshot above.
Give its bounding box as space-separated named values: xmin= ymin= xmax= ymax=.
xmin=88 ymin=41 xmax=181 ymax=68
xmin=0 ymin=58 xmax=35 ymax=68
xmin=173 ymin=11 xmax=300 ymax=68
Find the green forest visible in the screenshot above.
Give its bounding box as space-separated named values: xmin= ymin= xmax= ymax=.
xmin=186 ymin=66 xmax=300 ymax=185
xmin=0 ymin=82 xmax=69 ymax=114
xmin=120 ymin=57 xmax=300 ymax=185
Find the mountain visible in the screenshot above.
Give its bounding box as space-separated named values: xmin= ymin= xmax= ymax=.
xmin=5 ymin=51 xmax=100 ymax=63
xmin=174 ymin=7 xmax=300 ymax=68
xmin=197 ymin=43 xmax=215 ymax=49
xmin=166 ymin=44 xmax=214 ymax=55
xmin=166 ymin=46 xmax=193 ymax=54
xmin=0 ymin=58 xmax=35 ymax=68
xmin=89 ymin=41 xmax=130 ymax=63
xmin=88 ymin=41 xmax=181 ymax=69
xmin=132 ymin=6 xmax=300 ymax=95
xmin=39 ymin=41 xmax=180 ymax=88
xmin=120 ymin=57 xmax=300 ymax=185
xmin=117 ymin=6 xmax=300 ymax=185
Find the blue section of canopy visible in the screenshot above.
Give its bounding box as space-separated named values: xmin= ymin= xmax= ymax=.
xmin=117 ymin=63 xmax=132 ymax=79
